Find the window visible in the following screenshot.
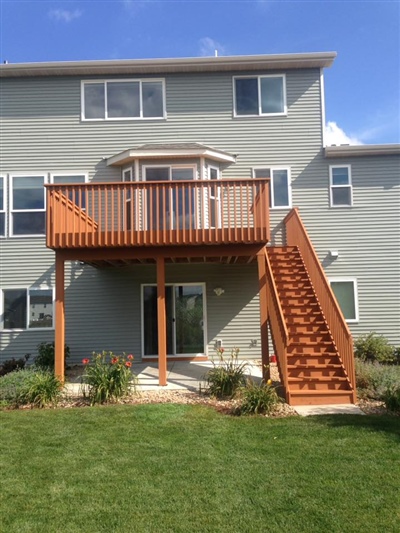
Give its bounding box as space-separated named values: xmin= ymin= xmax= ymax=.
xmin=82 ymin=79 xmax=165 ymax=120
xmin=253 ymin=168 xmax=291 ymax=208
xmin=0 ymin=177 xmax=5 ymax=237
xmin=329 ymin=278 xmax=358 ymax=322
xmin=51 ymin=174 xmax=87 ymax=208
xmin=330 ymin=165 xmax=352 ymax=207
xmin=2 ymin=288 xmax=53 ymax=330
xmin=234 ymin=75 xmax=286 ymax=116
xmin=10 ymin=175 xmax=46 ymax=236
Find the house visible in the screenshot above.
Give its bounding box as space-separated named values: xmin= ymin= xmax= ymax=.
xmin=0 ymin=52 xmax=399 ymax=405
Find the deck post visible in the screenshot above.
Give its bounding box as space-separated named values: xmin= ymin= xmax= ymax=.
xmin=257 ymin=249 xmax=270 ymax=380
xmin=54 ymin=253 xmax=65 ymax=382
xmin=157 ymin=257 xmax=167 ymax=386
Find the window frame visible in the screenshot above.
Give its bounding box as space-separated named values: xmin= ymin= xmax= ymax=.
xmin=0 ymin=175 xmax=6 ymax=238
xmin=9 ymin=174 xmax=47 ymax=237
xmin=328 ymin=277 xmax=359 ymax=323
xmin=81 ymin=78 xmax=167 ymax=121
xmin=329 ymin=165 xmax=353 ymax=207
xmin=233 ymin=74 xmax=287 ymax=117
xmin=143 ymin=164 xmax=197 ymax=182
xmin=1 ymin=287 xmax=55 ymax=331
xmin=252 ymin=166 xmax=292 ymax=209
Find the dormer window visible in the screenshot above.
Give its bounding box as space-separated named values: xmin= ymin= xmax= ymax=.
xmin=82 ymin=79 xmax=165 ymax=121
xmin=234 ymin=75 xmax=286 ymax=116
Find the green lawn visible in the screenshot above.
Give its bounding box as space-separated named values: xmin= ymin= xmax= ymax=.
xmin=1 ymin=405 xmax=399 ymax=533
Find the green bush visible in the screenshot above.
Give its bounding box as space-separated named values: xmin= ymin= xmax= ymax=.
xmin=354 ymin=332 xmax=395 ymax=364
xmin=0 ymin=369 xmax=63 ymax=408
xmin=205 ymin=347 xmax=247 ymax=399
xmin=0 ymin=354 xmax=30 ymax=377
xmin=81 ymin=351 xmax=137 ymax=405
xmin=35 ymin=342 xmax=70 ymax=370
xmin=355 ymin=359 xmax=400 ymax=400
xmin=239 ymin=379 xmax=281 ymax=415
xmin=382 ymin=385 xmax=400 ymax=414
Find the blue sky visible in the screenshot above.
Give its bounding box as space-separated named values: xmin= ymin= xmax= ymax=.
xmin=1 ymin=0 xmax=399 ymax=145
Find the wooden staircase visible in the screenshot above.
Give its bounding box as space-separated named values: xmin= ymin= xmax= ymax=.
xmin=266 ymin=246 xmax=355 ymax=405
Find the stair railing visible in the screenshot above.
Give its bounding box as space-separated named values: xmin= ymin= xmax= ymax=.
xmin=264 ymin=248 xmax=290 ymax=398
xmin=284 ymin=208 xmax=356 ymax=396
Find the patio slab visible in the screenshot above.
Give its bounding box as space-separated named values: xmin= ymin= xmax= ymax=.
xmin=294 ymin=404 xmax=364 ymax=416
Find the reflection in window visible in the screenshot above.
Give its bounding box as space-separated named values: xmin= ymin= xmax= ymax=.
xmin=2 ymin=288 xmax=53 ymax=330
xmin=235 ymin=75 xmax=286 ymax=116
xmin=29 ymin=289 xmax=53 ymax=328
xmin=329 ymin=279 xmax=358 ymax=321
xmin=330 ymin=166 xmax=352 ymax=206
xmin=11 ymin=176 xmax=45 ymax=235
xmin=254 ymin=168 xmax=291 ymax=208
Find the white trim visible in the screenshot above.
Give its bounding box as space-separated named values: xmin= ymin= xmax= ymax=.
xmin=122 ymin=168 xmax=133 ymax=182
xmin=329 ymin=165 xmax=353 ymax=207
xmin=9 ymin=174 xmax=47 ymax=237
xmin=81 ymin=78 xmax=166 ymax=121
xmin=0 ymin=175 xmax=7 ymax=238
xmin=233 ymin=74 xmax=287 ymax=118
xmin=141 ymin=282 xmax=207 ymax=358
xmin=1 ymin=286 xmax=54 ymax=331
xmin=320 ymin=68 xmax=326 ymax=147
xmin=252 ymin=166 xmax=292 ymax=209
xmin=328 ymin=277 xmax=359 ymax=323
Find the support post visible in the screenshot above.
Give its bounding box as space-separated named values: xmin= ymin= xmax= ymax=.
xmin=54 ymin=253 xmax=65 ymax=382
xmin=257 ymin=250 xmax=270 ymax=380
xmin=157 ymin=257 xmax=167 ymax=386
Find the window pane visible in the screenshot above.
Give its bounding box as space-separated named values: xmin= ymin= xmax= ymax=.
xmin=13 ymin=212 xmax=45 ymax=235
xmin=331 ymin=282 xmax=356 ymax=320
xmin=142 ymin=81 xmax=163 ymax=117
xmin=175 ymin=285 xmax=204 ymax=354
xmin=29 ymin=289 xmax=53 ymax=328
xmin=332 ymin=167 xmax=349 ymax=185
xmin=261 ymin=77 xmax=284 ymax=114
xmin=13 ymin=177 xmax=44 ymax=210
xmin=171 ymin=168 xmax=194 ymax=181
xmin=4 ymin=289 xmax=26 ymax=329
xmin=84 ymin=83 xmax=105 ymax=119
xmin=332 ymin=187 xmax=351 ymax=206
xmin=107 ymin=82 xmax=140 ymax=118
xmin=254 ymin=168 xmax=271 ymax=179
xmin=273 ymin=169 xmax=289 ymax=207
xmin=209 ymin=167 xmax=219 ymax=180
xmin=0 ymin=177 xmax=3 ymax=210
xmin=53 ymin=175 xmax=86 ymax=184
xmin=0 ymin=213 xmax=4 ymax=236
xmin=53 ymin=175 xmax=86 ymax=208
xmin=146 ymin=167 xmax=169 ymax=181
xmin=235 ymin=78 xmax=258 ymax=115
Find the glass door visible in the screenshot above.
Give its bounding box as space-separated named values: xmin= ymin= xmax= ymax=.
xmin=142 ymin=284 xmax=205 ymax=357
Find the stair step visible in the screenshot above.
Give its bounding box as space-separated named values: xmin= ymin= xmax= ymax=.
xmin=288 ymin=378 xmax=350 ymax=391
xmin=288 ymin=367 xmax=345 ymax=378
xmin=288 ymin=390 xmax=355 ymax=406
xmin=287 ymin=344 xmax=336 ymax=355
xmin=287 ymin=355 xmax=340 ymax=365
xmin=287 ymin=324 xmax=330 ymax=334
xmin=289 ymin=333 xmax=333 ymax=343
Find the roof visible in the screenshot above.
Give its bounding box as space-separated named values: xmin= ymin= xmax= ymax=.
xmin=0 ymin=52 xmax=336 ymax=78
xmin=325 ymin=144 xmax=400 ymax=158
xmin=107 ymin=143 xmax=237 ymax=166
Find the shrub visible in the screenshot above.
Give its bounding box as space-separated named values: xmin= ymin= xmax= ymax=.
xmin=0 ymin=369 xmax=63 ymax=408
xmin=355 ymin=359 xmax=400 ymax=400
xmin=81 ymin=351 xmax=137 ymax=405
xmin=35 ymin=342 xmax=70 ymax=370
xmin=239 ymin=379 xmax=281 ymax=415
xmin=205 ymin=347 xmax=247 ymax=399
xmin=0 ymin=354 xmax=30 ymax=377
xmin=354 ymin=332 xmax=395 ymax=364
xmin=382 ymin=385 xmax=400 ymax=414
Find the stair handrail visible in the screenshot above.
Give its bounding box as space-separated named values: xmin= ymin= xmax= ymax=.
xmin=264 ymin=248 xmax=289 ymax=394
xmin=284 ymin=208 xmax=356 ymax=394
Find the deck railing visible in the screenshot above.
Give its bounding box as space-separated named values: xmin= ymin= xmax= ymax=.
xmin=284 ymin=208 xmax=356 ymax=396
xmin=46 ymin=179 xmax=270 ymax=249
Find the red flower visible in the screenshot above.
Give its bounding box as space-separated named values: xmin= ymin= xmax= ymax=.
xmin=82 ymin=358 xmax=90 ymax=365
xmin=111 ymin=357 xmax=118 ymax=364
xmin=125 ymin=361 xmax=132 ymax=368
xmin=127 ymin=354 xmax=134 ymax=360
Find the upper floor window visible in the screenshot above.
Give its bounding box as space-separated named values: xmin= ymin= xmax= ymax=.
xmin=234 ymin=75 xmax=286 ymax=116
xmin=0 ymin=177 xmax=5 ymax=237
xmin=10 ymin=175 xmax=46 ymax=236
xmin=82 ymin=79 xmax=165 ymax=121
xmin=329 ymin=165 xmax=352 ymax=207
xmin=253 ymin=167 xmax=291 ymax=208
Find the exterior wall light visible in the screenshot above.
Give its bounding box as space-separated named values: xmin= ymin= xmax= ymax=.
xmin=214 ymin=287 xmax=225 ymax=296
xmin=329 ymin=250 xmax=339 ymax=258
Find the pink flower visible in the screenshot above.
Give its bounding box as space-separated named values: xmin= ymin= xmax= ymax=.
xmin=82 ymin=358 xmax=90 ymax=365
xmin=111 ymin=357 xmax=118 ymax=364
xmin=127 ymin=354 xmax=134 ymax=360
xmin=125 ymin=362 xmax=132 ymax=368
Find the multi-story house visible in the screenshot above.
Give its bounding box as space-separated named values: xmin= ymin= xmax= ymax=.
xmin=0 ymin=52 xmax=399 ymax=405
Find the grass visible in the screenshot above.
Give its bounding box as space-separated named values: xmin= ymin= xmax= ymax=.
xmin=1 ymin=405 xmax=399 ymax=533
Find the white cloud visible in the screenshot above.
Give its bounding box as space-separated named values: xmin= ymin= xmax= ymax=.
xmin=199 ymin=37 xmax=226 ymax=57
xmin=49 ymin=9 xmax=83 ymax=23
xmin=324 ymin=121 xmax=363 ymax=146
